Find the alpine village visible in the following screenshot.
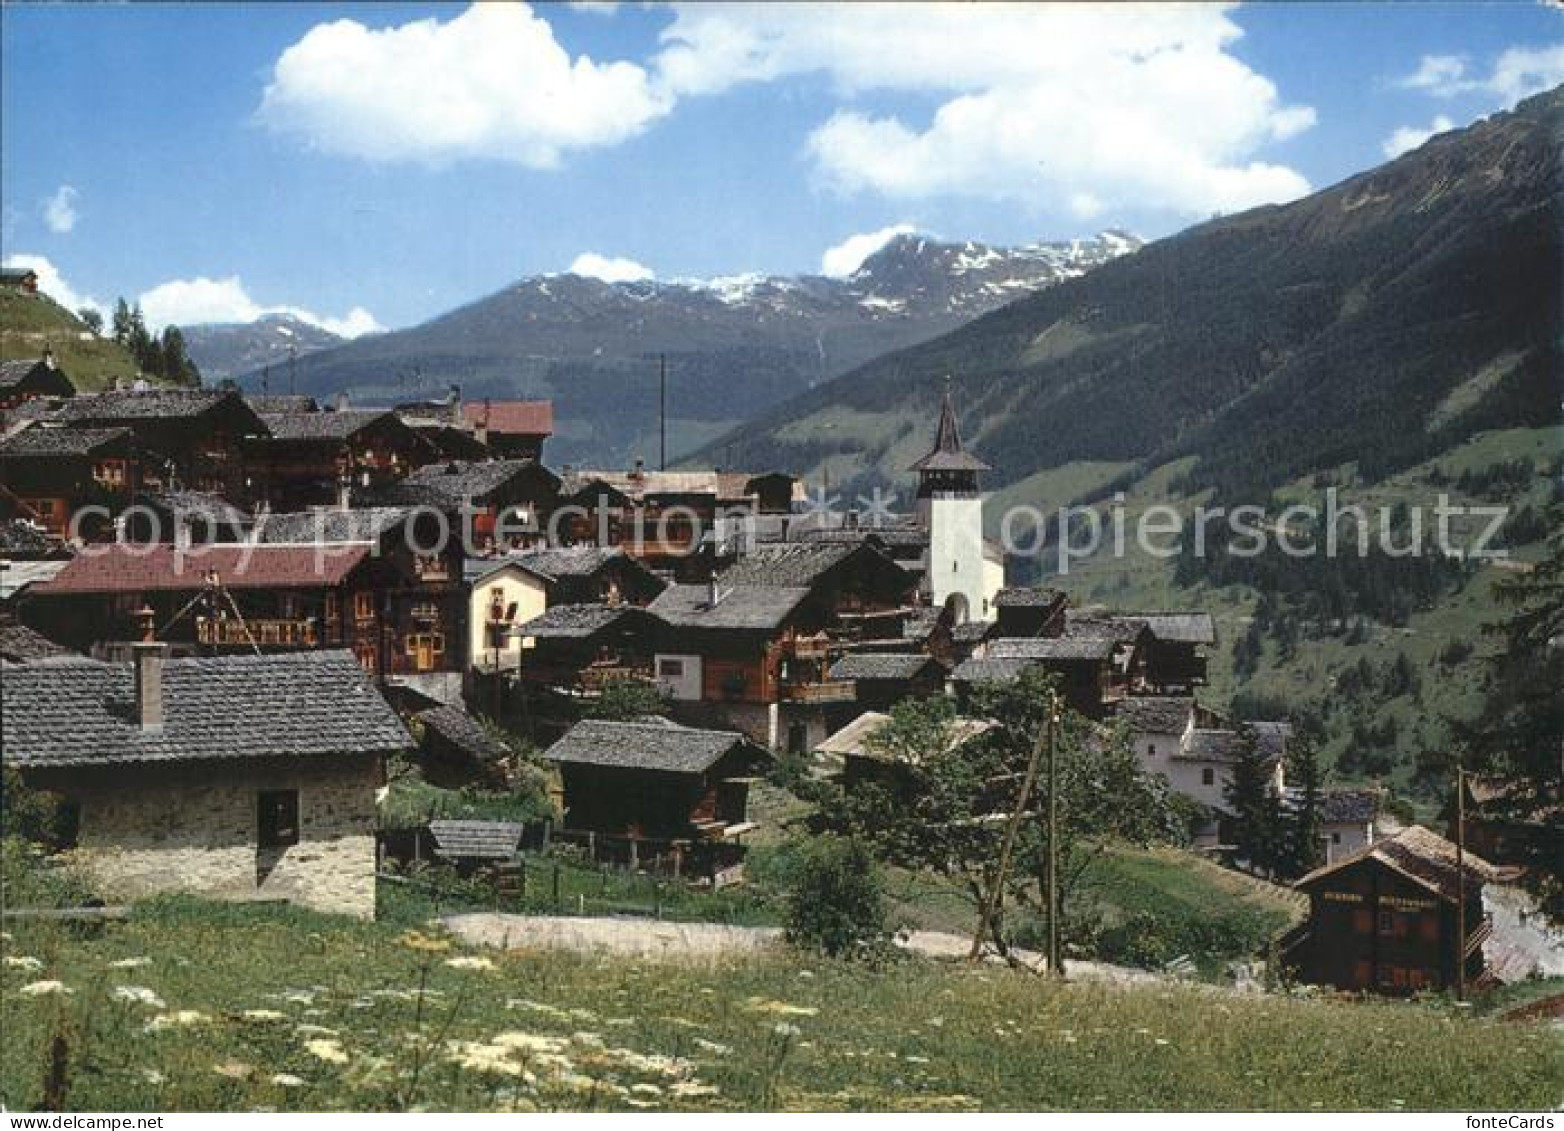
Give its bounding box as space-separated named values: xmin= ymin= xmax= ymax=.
xmin=2 ymin=84 xmax=1561 ymax=1116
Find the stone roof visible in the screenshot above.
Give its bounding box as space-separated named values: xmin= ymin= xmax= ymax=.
xmin=994 ymin=587 xmax=1064 ymax=608
xmin=0 ymin=359 xmax=61 ymax=391
xmin=1 ymin=650 xmax=410 ymax=767
xmin=1131 ymin=613 xmax=1217 ymax=645
xmin=0 ymin=613 xmax=73 ymax=662
xmin=950 ymin=657 xmax=1034 ymax=684
xmin=253 ymin=507 xmax=412 ymax=544
xmin=257 ymin=409 xmax=398 ymax=442
xmin=35 ymin=543 xmax=370 ymax=594
xmin=461 ymin=400 xmax=554 ymax=436
xmin=544 ymin=717 xmax=766 ymax=774
xmin=392 ymin=459 xmax=558 ymax=504
xmin=515 ymin=603 xmax=654 ymax=640
xmin=828 ymin=652 xmax=942 ymax=681
xmin=0 ymin=426 xmax=130 ymax=458
xmin=139 ymin=490 xmax=251 ymax=528
xmin=1065 ymin=615 xmax=1150 ymax=644
xmin=649 ymin=583 xmax=810 ymax=631
xmin=1320 ymin=788 xmax=1382 ymax=824
xmin=719 ymin=542 xmax=857 ymax=587
xmin=0 ymin=520 xmax=54 ymax=556
xmin=508 ymin=546 xmax=630 ymax=580
xmin=428 ymin=819 xmax=525 ymax=861
xmin=245 ymin=395 xmax=319 ymax=414
xmin=901 ymin=607 xmax=943 ymax=643
xmin=1115 ymin=696 xmax=1194 ymax=735
xmin=418 ymin=704 xmax=508 ymax=762
xmin=819 ymin=710 xmax=995 ymax=763
xmin=1296 ymin=825 xmax=1499 ymax=902
xmin=1175 ymin=723 xmax=1288 ymax=765
xmin=987 ymin=635 xmax=1116 ymax=661
xmin=951 ymin=620 xmax=994 ymax=645
xmin=564 ymin=468 xmax=760 ymax=501
xmin=49 ymin=388 xmax=246 ymax=423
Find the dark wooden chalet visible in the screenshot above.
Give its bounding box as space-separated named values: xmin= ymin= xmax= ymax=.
xmin=952 ymin=635 xmax=1120 ymax=716
xmin=0 ymin=354 xmax=75 ymax=412
xmin=17 ymin=388 xmax=267 ymax=497
xmin=1282 ymin=825 xmax=1501 ymax=995
xmin=461 ymin=399 xmax=554 ymax=460
xmin=513 ymin=603 xmax=662 ymax=694
xmin=1129 ymin=612 xmax=1214 ymax=690
xmin=1 ymin=266 xmax=40 ymax=294
xmin=123 ymin=490 xmax=251 ymax=545
xmin=827 ymin=652 xmax=948 ymax=711
xmin=993 ymin=586 xmax=1068 ymax=637
xmin=0 ymin=425 xmax=137 ymax=538
xmin=503 ymin=545 xmax=667 ymax=606
xmin=243 ymin=409 xmax=436 ymax=511
xmin=379 ymin=459 xmax=560 ymax=552
xmin=417 ymin=704 xmax=511 ymax=787
xmin=544 ymin=717 xmax=772 ymax=844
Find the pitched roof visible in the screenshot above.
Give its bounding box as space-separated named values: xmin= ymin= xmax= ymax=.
xmin=543 ymin=717 xmax=766 ymax=774
xmin=950 ymin=657 xmax=1034 ymax=683
xmin=650 ymin=583 xmax=810 ymax=631
xmin=901 ymin=607 xmax=943 ymax=643
xmin=0 ymin=359 xmax=61 ymax=391
xmin=393 ymin=459 xmax=558 ymax=504
xmin=1115 ymin=696 xmax=1194 ymax=735
xmin=818 ymin=710 xmax=995 ymax=762
xmin=1319 ymin=788 xmax=1382 ymax=824
xmin=0 ymin=613 xmax=73 ymax=662
xmin=0 ymin=650 xmax=410 ymax=767
xmin=428 ymin=819 xmax=525 ymax=861
xmin=508 ymin=546 xmax=631 ymax=580
xmin=461 ymin=400 xmax=554 ymax=436
xmin=418 ymin=704 xmax=508 ymax=762
xmin=0 ymin=558 xmax=69 ymax=601
xmin=564 ymin=468 xmax=762 ymax=502
xmin=987 ymin=635 xmax=1116 ymax=661
xmin=1296 ymin=825 xmax=1499 ymax=901
xmin=514 ymin=603 xmax=655 ymax=640
xmin=244 ymin=394 xmax=319 ymax=414
xmin=1130 ymin=612 xmax=1217 ymax=645
xmin=49 ymin=388 xmax=252 ymax=424
xmin=909 ymin=387 xmax=990 ymax=474
xmin=1174 ymin=724 xmax=1288 ymax=765
xmin=138 ymin=490 xmax=250 ymax=528
xmin=0 ymin=426 xmax=130 ymax=458
xmin=719 ymin=542 xmax=857 ymax=587
xmin=34 ymin=543 xmax=370 ymax=594
xmin=828 ymin=652 xmax=942 ymax=681
xmin=1065 ymin=615 xmax=1150 ymax=644
xmin=257 ymin=409 xmax=399 ymax=442
xmin=995 ymin=587 xmax=1064 ymax=608
xmin=252 ymin=507 xmax=412 ymax=544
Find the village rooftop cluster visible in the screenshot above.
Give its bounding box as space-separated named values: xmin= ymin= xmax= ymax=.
xmin=0 ymin=338 xmax=1534 ymax=1000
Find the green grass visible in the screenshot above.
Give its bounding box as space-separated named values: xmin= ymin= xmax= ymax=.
xmin=0 ymin=292 xmax=143 ymax=392
xmin=2 ymin=895 xmax=1557 ymax=1111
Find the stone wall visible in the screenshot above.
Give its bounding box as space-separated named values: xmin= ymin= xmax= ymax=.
xmin=34 ymin=754 xmax=380 ymax=919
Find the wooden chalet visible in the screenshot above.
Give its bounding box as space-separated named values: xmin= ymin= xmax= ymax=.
xmin=243 ymin=409 xmax=435 ymax=511
xmin=14 ymin=388 xmax=266 ymax=497
xmin=416 ymin=704 xmax=510 ymax=787
xmin=461 ymin=399 xmax=554 ymax=460
xmin=513 ymin=603 xmax=662 ymax=694
xmin=821 ymin=709 xmax=995 ymax=796
xmin=1283 ymin=826 xmax=1501 ymax=995
xmin=993 ymin=586 xmax=1068 ymax=637
xmin=123 ymin=490 xmax=251 ymax=544
xmin=0 ymin=425 xmax=137 ymax=538
xmin=827 ymin=651 xmax=947 ymax=711
xmin=952 ymin=636 xmax=1121 ymax=716
xmin=1 ymin=266 xmax=40 ymax=294
xmin=0 ymin=353 xmax=74 ymax=412
xmin=544 ymin=717 xmax=772 ymax=850
xmin=1128 ymin=612 xmax=1214 ymax=690
xmin=504 ymin=545 xmax=667 ymax=606
xmin=380 ymin=459 xmax=560 ymax=551
xmin=1 ymin=647 xmax=408 ymax=918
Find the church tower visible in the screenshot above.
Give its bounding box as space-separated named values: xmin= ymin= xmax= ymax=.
xmin=910 ymin=381 xmax=998 ymax=622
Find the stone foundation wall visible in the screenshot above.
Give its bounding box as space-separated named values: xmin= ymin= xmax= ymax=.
xmin=43 ymin=755 xmax=380 ymax=919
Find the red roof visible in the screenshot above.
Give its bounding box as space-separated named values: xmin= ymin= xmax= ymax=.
xmin=34 ymin=543 xmax=371 ymax=595
xmin=462 ymin=400 xmax=554 ymax=437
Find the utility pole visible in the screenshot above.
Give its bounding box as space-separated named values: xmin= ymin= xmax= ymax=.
xmin=1454 ymin=761 xmax=1467 ymax=1002
xmin=1046 ymin=693 xmax=1062 ymax=979
xmin=658 ymin=353 xmax=667 ymax=471
xmin=288 ymin=343 xmax=297 ymax=396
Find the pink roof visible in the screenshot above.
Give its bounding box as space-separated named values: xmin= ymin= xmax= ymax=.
xmin=35 ymin=543 xmax=370 ymax=594
xmin=462 ymin=400 xmax=554 ymax=437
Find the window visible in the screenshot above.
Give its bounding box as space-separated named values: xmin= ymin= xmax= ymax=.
xmin=1377 ymin=909 xmax=1400 ymax=936
xmin=1331 ymin=832 xmax=1342 ymax=844
xmin=952 ymin=560 xmax=959 ymax=573
xmin=1352 ymin=909 xmax=1373 ymax=935
xmin=659 ymin=658 xmax=684 ymax=678
xmin=1201 ymin=767 xmax=1215 ymax=786
xmin=1147 ymin=744 xmax=1156 ymax=756
xmin=353 ymin=592 xmax=375 ymax=621
xmin=788 ymin=722 xmax=808 ymax=755
xmin=258 ymin=790 xmax=299 ymax=848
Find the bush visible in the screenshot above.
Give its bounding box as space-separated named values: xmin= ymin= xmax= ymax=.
xmin=784 ymin=836 xmax=888 ymax=958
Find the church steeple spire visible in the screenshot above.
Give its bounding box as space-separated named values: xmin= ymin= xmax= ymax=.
xmin=909 ymin=377 xmax=990 ymax=480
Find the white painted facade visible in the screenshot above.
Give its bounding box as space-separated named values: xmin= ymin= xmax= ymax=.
xmin=1322 ymin=819 xmax=1374 ymax=864
xmin=928 ymin=492 xmax=997 ymax=623
xmin=654 ymin=653 xmax=703 ymax=701
xmin=469 ymin=563 xmax=548 ymax=669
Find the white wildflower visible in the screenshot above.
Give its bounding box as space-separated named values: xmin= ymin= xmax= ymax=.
xmin=444 ymin=955 xmax=495 ymax=972
xmin=4 ymin=956 xmax=43 ymax=971
xmin=240 ymin=1009 xmax=287 ymax=1022
xmin=108 ymin=957 xmax=153 ymax=969
xmin=112 ymin=985 xmax=165 ymax=1008
xmin=143 ymin=1010 xmax=208 ymax=1032
xmin=772 ymin=1021 xmax=802 ymax=1038
xmin=270 ymin=1073 xmax=305 ymax=1088
xmin=18 ymin=980 xmax=71 ymax=997
xmin=693 ymin=1037 xmax=730 ymax=1056
xmin=304 ymin=1038 xmax=349 ymax=1064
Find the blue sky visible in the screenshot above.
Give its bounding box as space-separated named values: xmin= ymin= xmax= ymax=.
xmin=3 ymin=2 xmax=1560 ymax=335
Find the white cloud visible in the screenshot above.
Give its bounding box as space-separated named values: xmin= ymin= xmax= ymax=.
xmin=257 ymin=3 xmax=671 ymax=167
xmin=137 ymin=275 xmax=382 ymax=338
xmin=655 ymin=3 xmax=1315 ymax=217
xmin=1381 ymin=115 xmax=1456 ymax=159
xmin=2 ymin=254 xmax=104 ymax=319
xmin=41 ymin=186 xmax=79 ymax=234
xmin=1397 ymin=43 xmax=1564 ymax=103
xmin=819 ymin=223 xmax=916 ymax=277
xmin=566 ymin=2 xmax=621 ymax=14
xmin=567 ymin=252 xmax=655 ymax=283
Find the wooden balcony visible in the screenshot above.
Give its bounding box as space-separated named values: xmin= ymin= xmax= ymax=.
xmin=196 ymin=617 xmax=317 ymax=647
xmin=783 ymin=633 xmax=832 ymax=661
xmin=782 ymin=679 xmax=857 ymax=704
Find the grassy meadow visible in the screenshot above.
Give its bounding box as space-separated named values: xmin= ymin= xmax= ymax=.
xmin=2 ymin=895 xmax=1558 ymax=1112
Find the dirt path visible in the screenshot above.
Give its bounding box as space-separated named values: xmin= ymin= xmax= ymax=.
xmin=442 ymin=912 xmax=1168 ymax=985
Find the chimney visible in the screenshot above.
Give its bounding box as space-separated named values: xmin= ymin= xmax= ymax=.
xmin=707 ymin=571 xmax=723 ymax=608
xmin=475 ymin=398 xmax=491 ymax=447
xmin=334 ymin=391 xmax=350 ymax=412
xmin=448 ymin=384 xmax=462 ymax=427
xmin=41 ymin=345 xmax=56 ymax=369
xmin=132 ymin=640 xmax=168 ymax=731
xmin=337 ymin=475 xmax=352 ymax=511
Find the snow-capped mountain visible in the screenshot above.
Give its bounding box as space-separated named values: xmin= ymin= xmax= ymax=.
xmin=235 ymin=231 xmax=1140 ymax=465
xmin=183 ymin=314 xmax=346 ymax=384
